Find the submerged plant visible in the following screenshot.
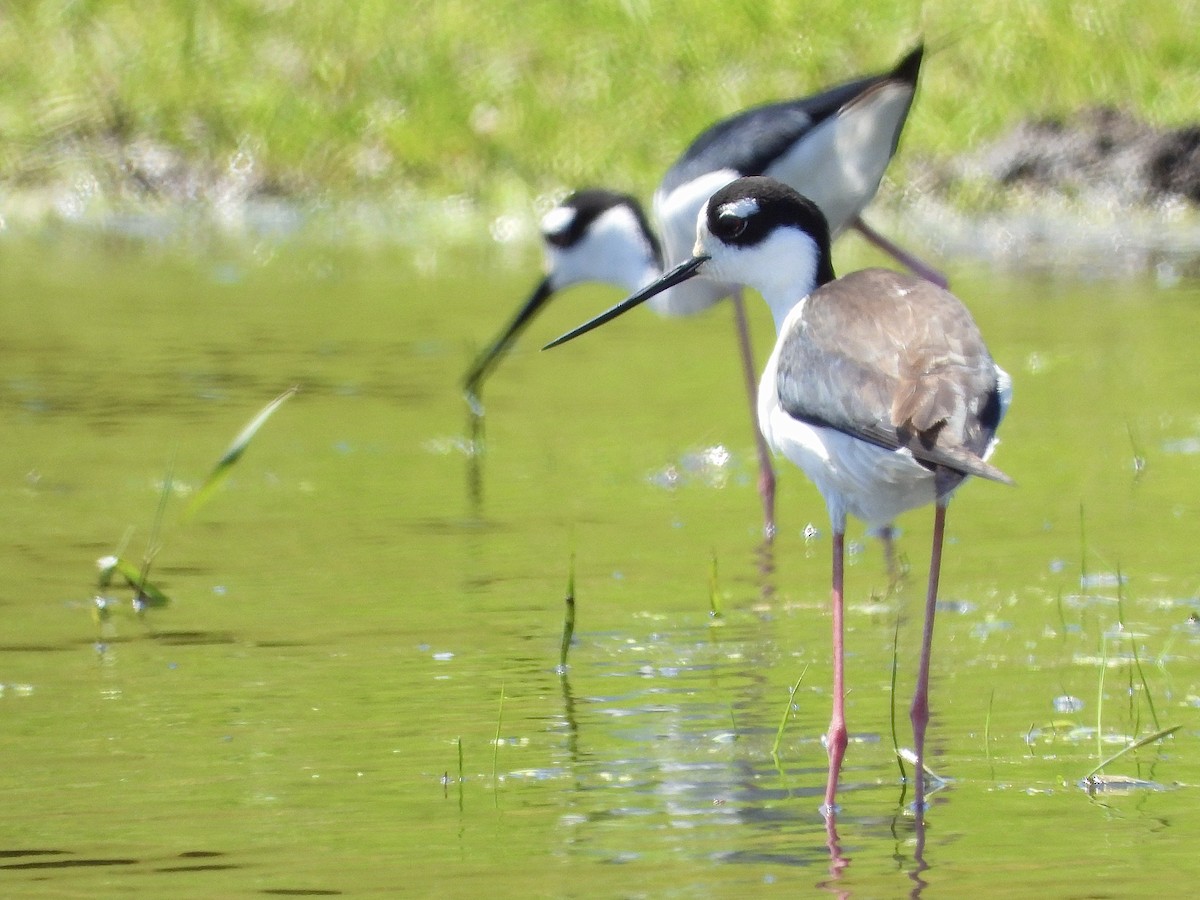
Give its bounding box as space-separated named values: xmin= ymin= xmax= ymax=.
xmin=890 ymin=615 xmax=906 ymax=784
xmin=557 ymin=554 xmax=576 ymax=673
xmin=492 ymin=682 xmax=506 ymax=789
xmin=185 ymin=386 xmax=298 ymax=519
xmin=1053 ymin=565 xmax=1181 ymax=791
xmin=708 ymin=550 xmax=722 ymax=619
xmin=771 ymin=668 xmax=808 ymax=759
xmin=93 ymin=387 xmax=298 ymax=629
xmin=1081 ymin=726 xmax=1180 ymax=792
xmin=94 ymin=457 xmax=176 ymax=624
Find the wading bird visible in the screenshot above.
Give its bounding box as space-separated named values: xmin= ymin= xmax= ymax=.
xmin=545 ymin=176 xmax=1012 ymax=818
xmin=465 ymin=44 xmax=944 ymax=541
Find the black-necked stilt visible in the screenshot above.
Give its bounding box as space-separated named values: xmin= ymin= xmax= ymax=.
xmin=465 ymin=44 xmax=943 ymax=541
xmin=545 ymin=176 xmax=1012 ymax=818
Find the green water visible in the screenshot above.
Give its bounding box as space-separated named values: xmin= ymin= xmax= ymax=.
xmin=2 ymin=229 xmax=1199 ymax=897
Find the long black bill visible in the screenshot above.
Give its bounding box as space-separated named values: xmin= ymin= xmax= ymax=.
xmin=543 ymin=255 xmax=709 ymax=350
xmin=463 ymin=276 xmax=556 ymax=396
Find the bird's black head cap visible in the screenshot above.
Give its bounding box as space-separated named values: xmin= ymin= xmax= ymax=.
xmin=705 ymin=176 xmax=836 ymax=285
xmin=544 ymin=188 xmax=661 ymax=264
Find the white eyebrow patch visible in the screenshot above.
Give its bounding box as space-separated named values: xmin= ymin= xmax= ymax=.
xmin=541 ymin=205 xmax=577 ymax=237
xmin=716 ymin=196 xmax=760 ymax=220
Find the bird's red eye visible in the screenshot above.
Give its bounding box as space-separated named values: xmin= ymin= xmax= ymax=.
xmin=716 ymin=212 xmax=746 ymax=238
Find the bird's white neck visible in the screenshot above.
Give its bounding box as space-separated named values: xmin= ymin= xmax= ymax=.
xmin=760 ymin=286 xmax=810 ymax=335
xmin=697 ymin=221 xmax=824 ymax=336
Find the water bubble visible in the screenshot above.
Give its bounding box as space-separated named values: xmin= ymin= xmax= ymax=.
xmin=1080 ymin=571 xmax=1124 ymax=589
xmin=489 ymin=214 xmax=526 ymax=244
xmin=1053 ymin=695 xmax=1085 ymax=713
xmin=647 ymin=465 xmax=681 ymax=490
xmin=1163 ymin=437 xmax=1200 ymax=455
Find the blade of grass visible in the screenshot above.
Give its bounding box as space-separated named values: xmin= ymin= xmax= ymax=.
xmin=890 ymin=614 xmax=908 ymax=784
xmin=1083 ymin=725 xmax=1180 ymax=782
xmin=771 ymin=667 xmax=808 ymax=758
xmin=492 ymin=682 xmax=506 ymax=787
xmin=1097 ymin=630 xmax=1107 ymax=764
xmin=457 ymin=736 xmax=465 ymax=812
xmin=97 ymin=556 xmax=171 ymax=609
xmin=1116 ymin=565 xmax=1160 ymax=731
xmin=1055 ymin=587 xmax=1068 ymax=639
xmin=708 ymin=550 xmax=722 ymax=619
xmin=896 ymin=748 xmax=947 ymax=786
xmin=133 ymin=453 xmax=176 ymax=613
xmin=186 ymin=386 xmax=298 ymax=518
xmin=558 ymin=554 xmax=576 ymax=673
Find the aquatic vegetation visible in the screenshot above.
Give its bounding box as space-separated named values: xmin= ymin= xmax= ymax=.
xmin=558 ymin=554 xmax=576 ymax=673
xmin=771 ymin=669 xmax=808 ymax=759
xmin=92 ymin=387 xmax=297 ymax=628
xmin=185 ymin=386 xmax=298 ymax=518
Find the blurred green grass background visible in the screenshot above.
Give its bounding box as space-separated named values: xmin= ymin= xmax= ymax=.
xmin=1 ymin=0 xmax=1196 ymax=215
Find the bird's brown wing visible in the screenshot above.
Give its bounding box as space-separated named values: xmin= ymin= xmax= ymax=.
xmin=775 ymin=269 xmax=1012 ymax=485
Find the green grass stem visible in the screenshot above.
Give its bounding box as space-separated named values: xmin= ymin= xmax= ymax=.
xmin=890 ymin=615 xmax=907 ymax=783
xmin=558 ymin=555 xmax=576 ymax=672
xmin=492 ymin=682 xmax=506 ymax=787
xmin=1083 ymin=726 xmax=1181 ymax=782
xmin=187 ymin=386 xmax=297 ymax=519
xmin=1116 ymin=566 xmax=1161 ymax=731
xmin=771 ymin=668 xmax=808 ymax=758
xmin=1097 ymin=633 xmax=1107 ymax=764
xmin=457 ymin=736 xmax=465 ymax=811
xmin=708 ymin=550 xmax=722 ymax=619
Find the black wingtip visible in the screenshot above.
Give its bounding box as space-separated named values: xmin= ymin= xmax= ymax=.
xmin=892 ymin=42 xmax=925 ymax=85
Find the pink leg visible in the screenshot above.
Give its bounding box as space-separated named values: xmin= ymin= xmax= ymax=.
xmin=910 ymin=502 xmax=947 ymax=817
xmin=823 ymin=529 xmax=848 ymax=816
xmin=821 ymin=813 xmax=850 ymax=889
xmin=851 ymin=216 xmax=949 ymax=290
xmin=731 ymin=291 xmax=776 ymax=542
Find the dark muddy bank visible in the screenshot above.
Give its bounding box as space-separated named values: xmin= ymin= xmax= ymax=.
xmin=899 ymin=108 xmax=1200 ymax=279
